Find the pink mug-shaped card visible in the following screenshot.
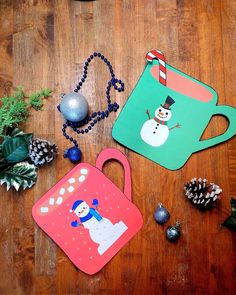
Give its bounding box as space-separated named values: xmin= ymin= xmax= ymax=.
xmin=32 ymin=148 xmax=143 ymax=275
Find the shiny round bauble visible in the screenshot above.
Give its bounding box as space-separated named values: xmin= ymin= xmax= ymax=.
xmin=166 ymin=222 xmax=181 ymax=242
xmin=154 ymin=203 xmax=170 ymax=224
xmin=65 ymin=146 xmax=82 ymax=163
xmin=60 ymin=92 xmax=89 ymax=122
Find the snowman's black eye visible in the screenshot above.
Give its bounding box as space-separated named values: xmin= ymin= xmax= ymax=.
xmin=83 ymin=207 xmax=86 ymax=209
xmin=159 ymin=109 xmax=161 ymax=112
xmin=165 ymin=112 xmax=168 ymax=115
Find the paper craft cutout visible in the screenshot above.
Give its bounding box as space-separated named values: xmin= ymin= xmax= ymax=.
xmin=112 ymin=49 xmax=236 ymax=170
xmin=70 ymin=199 xmax=128 ymax=255
xmin=140 ymin=96 xmax=181 ymax=147
xmin=32 ymin=148 xmax=143 ymax=275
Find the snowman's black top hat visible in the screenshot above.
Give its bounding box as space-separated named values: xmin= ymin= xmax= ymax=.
xmin=161 ymin=96 xmax=175 ymax=110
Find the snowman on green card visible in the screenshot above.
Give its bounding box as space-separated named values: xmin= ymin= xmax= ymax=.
xmin=140 ymin=96 xmax=181 ymax=147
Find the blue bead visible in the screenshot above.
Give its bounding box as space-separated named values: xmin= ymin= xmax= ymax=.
xmin=81 ymin=130 xmax=84 ymax=134
xmin=57 ymin=105 xmax=61 ymax=112
xmin=77 ymin=130 xmax=80 ymax=134
xmin=98 ymin=53 xmax=101 ymax=57
xmin=81 ymin=78 xmax=85 ymax=82
xmin=94 ymin=119 xmax=97 ymax=123
xmin=79 ymin=82 xmax=82 ymax=86
xmin=67 ymin=146 xmax=82 ymax=163
xmin=87 ymin=58 xmax=91 ymax=62
xmin=70 ymin=137 xmax=73 ymax=142
xmin=73 ymin=139 xmax=77 ymax=144
xmin=85 ymin=62 xmax=88 ymax=66
xmin=90 ymin=55 xmax=93 ymax=59
xmin=88 ymin=126 xmax=91 ymax=130
xmin=91 ymin=122 xmax=94 ymax=126
xmin=97 ymin=117 xmax=101 ymax=121
xmin=66 ymin=135 xmax=69 ymax=139
xmin=85 ymin=129 xmax=88 ymax=133
xmin=94 ymin=52 xmax=97 ymax=56
xmin=101 ymin=55 xmax=104 ymax=60
xmin=74 ymin=89 xmax=78 ymax=92
xmin=104 ymin=58 xmax=107 ymax=62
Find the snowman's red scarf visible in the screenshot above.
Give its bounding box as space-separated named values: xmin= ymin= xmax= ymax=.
xmin=154 ymin=117 xmax=168 ymax=125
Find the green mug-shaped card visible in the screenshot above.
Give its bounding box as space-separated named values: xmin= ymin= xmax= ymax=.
xmin=112 ymin=49 xmax=236 ymax=170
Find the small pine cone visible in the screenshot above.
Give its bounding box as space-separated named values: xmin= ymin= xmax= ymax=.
xmin=29 ymin=138 xmax=58 ymax=166
xmin=184 ymin=177 xmax=222 ymax=209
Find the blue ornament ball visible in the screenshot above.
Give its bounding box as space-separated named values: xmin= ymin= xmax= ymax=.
xmin=60 ymin=92 xmax=89 ymax=122
xmin=65 ymin=146 xmax=82 ymax=163
xmin=154 ymin=203 xmax=170 ymax=224
xmin=166 ymin=222 xmax=181 ymax=242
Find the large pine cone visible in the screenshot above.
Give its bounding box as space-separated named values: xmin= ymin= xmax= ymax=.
xmin=184 ymin=177 xmax=222 ymax=209
xmin=29 ymin=138 xmax=58 ymax=166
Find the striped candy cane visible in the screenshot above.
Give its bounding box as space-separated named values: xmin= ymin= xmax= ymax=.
xmin=146 ymin=49 xmax=167 ymax=86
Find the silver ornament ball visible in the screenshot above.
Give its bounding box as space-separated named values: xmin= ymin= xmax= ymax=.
xmin=60 ymin=92 xmax=89 ymax=122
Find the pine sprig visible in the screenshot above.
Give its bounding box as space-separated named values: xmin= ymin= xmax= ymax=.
xmin=0 ymin=87 xmax=52 ymax=137
xmin=29 ymin=88 xmax=52 ymax=110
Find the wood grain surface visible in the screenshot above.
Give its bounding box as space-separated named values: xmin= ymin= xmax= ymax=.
xmin=0 ymin=0 xmax=235 ymax=294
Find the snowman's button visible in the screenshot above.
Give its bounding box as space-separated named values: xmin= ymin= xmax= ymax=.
xmin=153 ymin=131 xmax=156 ymax=134
xmin=80 ymin=168 xmax=88 ymax=175
xmin=56 ymin=196 xmax=63 ymax=205
xmin=78 ymin=175 xmax=86 ymax=182
xmin=155 ymin=127 xmax=158 ymax=129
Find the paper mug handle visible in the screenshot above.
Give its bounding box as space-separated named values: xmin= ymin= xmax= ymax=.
xmin=96 ymin=148 xmax=132 ymax=201
xmin=194 ymin=105 xmax=236 ymax=152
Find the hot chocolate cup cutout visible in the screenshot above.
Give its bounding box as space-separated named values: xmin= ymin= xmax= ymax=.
xmin=32 ymin=148 xmax=143 ymax=275
xmin=112 ymin=49 xmax=236 ymax=170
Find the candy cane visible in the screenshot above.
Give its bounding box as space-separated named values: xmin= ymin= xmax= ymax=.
xmin=146 ymin=49 xmax=167 ymax=86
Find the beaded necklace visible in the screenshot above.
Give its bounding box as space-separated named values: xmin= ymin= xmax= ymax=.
xmin=58 ymin=52 xmax=124 ymax=162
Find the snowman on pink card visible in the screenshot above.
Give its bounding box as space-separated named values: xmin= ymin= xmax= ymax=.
xmin=70 ymin=199 xmax=128 ymax=255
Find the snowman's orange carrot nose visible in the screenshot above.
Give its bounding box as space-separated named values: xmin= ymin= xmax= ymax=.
xmin=159 ymin=112 xmax=164 ymax=116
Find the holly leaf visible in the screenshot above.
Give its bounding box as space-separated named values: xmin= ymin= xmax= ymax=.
xmin=9 ymin=128 xmax=32 ymax=143
xmin=222 ymin=198 xmax=236 ymax=231
xmin=2 ymin=135 xmax=30 ymax=163
xmin=0 ymin=162 xmax=37 ymax=191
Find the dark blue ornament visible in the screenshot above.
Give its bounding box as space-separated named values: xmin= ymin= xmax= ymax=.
xmin=166 ymin=222 xmax=181 ymax=242
xmin=154 ymin=203 xmax=170 ymax=224
xmin=64 ymin=146 xmax=82 ymax=163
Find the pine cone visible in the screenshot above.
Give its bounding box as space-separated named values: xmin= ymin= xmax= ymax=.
xmin=184 ymin=177 xmax=222 ymax=209
xmin=29 ymin=138 xmax=58 ymax=166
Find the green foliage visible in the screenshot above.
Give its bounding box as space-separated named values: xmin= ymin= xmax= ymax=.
xmin=29 ymin=88 xmax=52 ymax=110
xmin=222 ymin=198 xmax=236 ymax=230
xmin=2 ymin=133 xmax=32 ymax=163
xmin=0 ymin=87 xmax=52 ymax=137
xmin=0 ymin=161 xmax=37 ymax=191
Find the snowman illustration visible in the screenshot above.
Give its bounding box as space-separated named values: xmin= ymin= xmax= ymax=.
xmin=70 ymin=199 xmax=128 ymax=255
xmin=140 ymin=95 xmax=181 ymax=147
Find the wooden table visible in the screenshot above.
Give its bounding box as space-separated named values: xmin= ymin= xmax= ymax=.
xmin=0 ymin=1 xmax=235 ymax=294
